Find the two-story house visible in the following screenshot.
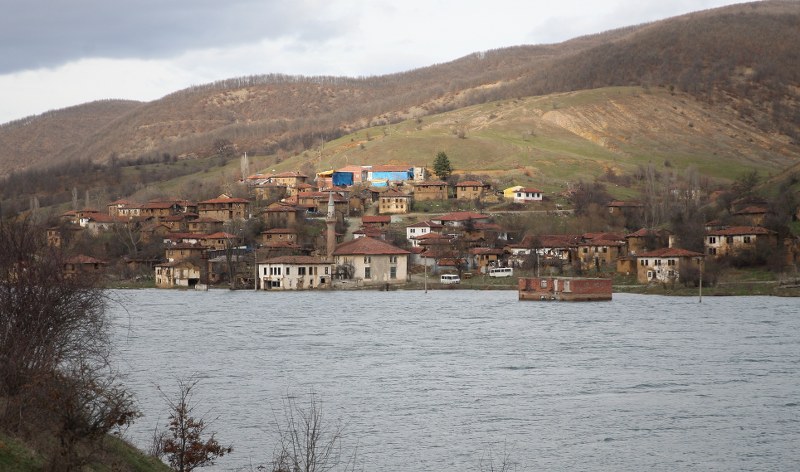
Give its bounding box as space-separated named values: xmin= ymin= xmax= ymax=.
xmin=705 ymin=226 xmax=777 ymax=257
xmin=378 ymin=189 xmax=412 ymax=215
xmin=332 ymin=237 xmax=410 ymax=286
xmin=455 ymin=180 xmax=490 ymax=200
xmin=197 ymin=194 xmax=251 ymax=221
xmin=257 ymin=255 xmax=332 ymax=290
xmin=636 ymin=247 xmax=704 ymax=284
xmin=406 ymin=220 xmax=444 ymax=247
xmin=413 ymin=180 xmax=449 ymax=201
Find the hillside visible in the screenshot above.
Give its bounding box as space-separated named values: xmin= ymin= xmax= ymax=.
xmin=1 ymin=85 xmax=798 ymax=216
xmin=0 ymin=1 xmax=798 ymax=179
xmin=297 ymin=87 xmax=799 ymax=192
xmin=0 ymin=100 xmax=142 ymax=175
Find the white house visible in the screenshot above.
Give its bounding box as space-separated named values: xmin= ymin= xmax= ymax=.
xmin=257 ymin=256 xmax=333 ymax=290
xmin=406 ymin=220 xmax=444 ymax=247
xmin=513 ymin=187 xmax=543 ymax=203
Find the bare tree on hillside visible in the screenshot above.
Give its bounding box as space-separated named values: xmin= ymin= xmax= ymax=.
xmin=152 ymin=377 xmax=232 ymax=472
xmin=0 ymin=218 xmax=138 ymax=469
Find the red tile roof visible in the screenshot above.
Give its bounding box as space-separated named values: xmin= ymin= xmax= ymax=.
xmin=469 ymin=247 xmax=504 ymax=255
xmin=734 ymin=205 xmax=769 ymax=215
xmin=205 ymin=232 xmax=238 ymax=239
xmin=371 ymin=165 xmax=413 ymax=172
xmin=363 ymin=215 xmax=391 ymax=224
xmin=380 ymin=188 xmax=411 ymax=197
xmin=637 ymin=248 xmax=704 ymax=258
xmin=415 ymin=180 xmax=447 ymax=187
xmin=261 ymin=255 xmax=328 ymax=264
xmin=65 ymin=255 xmax=108 ymax=264
xmin=583 ymin=232 xmax=625 ymax=241
xmin=626 ymin=228 xmax=668 ymax=238
xmin=707 ymin=226 xmax=774 ymax=236
xmin=272 ymin=172 xmax=308 ymax=178
xmin=199 ymin=196 xmax=250 ymax=204
xmin=354 ymin=227 xmax=385 ymax=237
xmin=332 ymin=237 xmax=410 ymax=256
xmin=455 ymin=180 xmax=486 ymax=187
xmin=406 ymin=220 xmax=444 ymax=229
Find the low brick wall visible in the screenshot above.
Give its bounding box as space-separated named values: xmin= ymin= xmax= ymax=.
xmin=519 ymin=277 xmax=612 ymax=301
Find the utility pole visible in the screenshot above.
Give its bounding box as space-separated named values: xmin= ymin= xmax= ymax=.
xmin=698 ymin=257 xmax=703 ymax=303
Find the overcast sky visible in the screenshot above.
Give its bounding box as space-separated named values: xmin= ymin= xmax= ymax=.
xmin=0 ymin=0 xmax=749 ymax=124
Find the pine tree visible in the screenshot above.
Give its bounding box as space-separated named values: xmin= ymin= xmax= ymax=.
xmin=433 ymin=151 xmax=453 ymax=181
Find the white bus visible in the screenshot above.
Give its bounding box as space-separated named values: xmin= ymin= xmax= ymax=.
xmin=440 ymin=274 xmax=461 ymax=284
xmin=488 ymin=267 xmax=514 ymax=278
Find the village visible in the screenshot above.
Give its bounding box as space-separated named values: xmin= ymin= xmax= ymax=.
xmin=48 ymin=159 xmax=800 ymax=294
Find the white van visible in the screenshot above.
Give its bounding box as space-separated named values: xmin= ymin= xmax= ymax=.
xmin=440 ymin=274 xmax=461 ymax=284
xmin=488 ymin=267 xmax=514 ymax=278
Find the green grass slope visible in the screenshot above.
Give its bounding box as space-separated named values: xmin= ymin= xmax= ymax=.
xmin=0 ymin=431 xmax=169 ymax=472
xmin=269 ymin=86 xmax=799 ymax=194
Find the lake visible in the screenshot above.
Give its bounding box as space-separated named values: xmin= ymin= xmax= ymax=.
xmin=109 ymin=290 xmax=800 ymax=471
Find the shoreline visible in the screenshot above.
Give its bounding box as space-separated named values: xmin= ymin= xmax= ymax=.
xmin=106 ymin=279 xmax=798 ymax=296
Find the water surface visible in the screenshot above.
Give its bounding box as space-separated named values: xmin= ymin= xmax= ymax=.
xmin=109 ymin=290 xmax=800 ymax=470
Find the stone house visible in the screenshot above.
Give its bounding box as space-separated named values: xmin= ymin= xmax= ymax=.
xmin=636 ymin=247 xmax=704 ymax=284
xmin=413 ymin=181 xmax=448 ymax=201
xmin=155 ymin=260 xmax=201 ymax=288
xmin=378 ymin=189 xmax=412 ymax=214
xmin=332 ymin=237 xmax=410 ymax=285
xmin=705 ymin=226 xmax=777 ymax=257
xmin=198 ymin=194 xmax=251 ymax=221
xmin=455 ymin=180 xmax=490 ymax=200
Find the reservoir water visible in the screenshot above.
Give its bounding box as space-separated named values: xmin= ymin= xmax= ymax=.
xmin=109 ymin=290 xmax=800 ymax=471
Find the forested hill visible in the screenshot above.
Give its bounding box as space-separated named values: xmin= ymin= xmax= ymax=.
xmin=0 ymin=0 xmax=798 ymax=177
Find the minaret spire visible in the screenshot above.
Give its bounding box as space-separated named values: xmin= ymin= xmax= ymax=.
xmin=326 ymin=192 xmax=336 ymax=259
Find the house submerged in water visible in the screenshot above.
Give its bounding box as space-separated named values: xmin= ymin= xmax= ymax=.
xmin=518 ymin=277 xmax=612 ymax=301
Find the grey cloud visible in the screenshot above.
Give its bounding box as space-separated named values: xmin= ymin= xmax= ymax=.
xmin=0 ymin=0 xmax=347 ymax=73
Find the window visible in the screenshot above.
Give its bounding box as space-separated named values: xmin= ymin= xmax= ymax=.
xmin=364 ymin=256 xmax=371 ymax=263
xmin=298 ymin=267 xmax=306 ymax=276
xmin=708 ymin=248 xmax=716 ymax=255
xmin=540 ymin=279 xmax=548 ymax=288
xmin=285 ymin=267 xmax=291 ymax=275
xmin=726 ymin=236 xmax=733 ymax=244
xmin=324 ymin=267 xmax=329 ymax=275
xmin=656 ymin=260 xmax=662 ymax=266
xmin=668 ymin=259 xmax=675 ymax=266
xmin=708 ymin=237 xmax=716 ymax=244
xmin=390 ymin=255 xmax=397 ymax=263
xmin=390 ymin=267 xmax=397 ymax=279
xmin=410 ymin=228 xmax=416 ymax=234
xmin=744 ymin=236 xmax=752 ymax=243
xmin=364 ymin=267 xmax=371 ymax=279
